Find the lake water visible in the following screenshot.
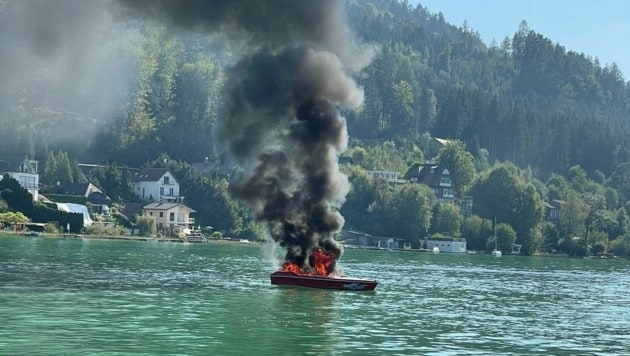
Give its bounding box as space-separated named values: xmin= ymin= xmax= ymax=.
xmin=1 ymin=235 xmax=629 ymax=355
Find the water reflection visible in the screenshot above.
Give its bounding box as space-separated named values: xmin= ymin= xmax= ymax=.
xmin=267 ymin=287 xmax=338 ymax=354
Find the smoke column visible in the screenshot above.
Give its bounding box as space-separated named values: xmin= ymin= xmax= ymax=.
xmin=118 ymin=0 xmax=368 ymax=274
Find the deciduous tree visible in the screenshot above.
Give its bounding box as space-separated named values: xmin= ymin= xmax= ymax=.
xmin=437 ymin=140 xmax=476 ymax=196
xmin=431 ymin=203 xmax=462 ymax=237
xmin=469 ymin=162 xmax=543 ymax=254
xmin=373 ymin=183 xmax=435 ymax=245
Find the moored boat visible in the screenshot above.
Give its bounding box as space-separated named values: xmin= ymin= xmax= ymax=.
xmin=270 ymin=271 xmax=377 ymax=291
xmin=491 ymin=217 xmax=502 ymax=257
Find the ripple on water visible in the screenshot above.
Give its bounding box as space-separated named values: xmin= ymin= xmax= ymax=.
xmin=1 ymin=237 xmax=629 ymax=355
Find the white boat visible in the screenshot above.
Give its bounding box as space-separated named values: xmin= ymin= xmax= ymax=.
xmin=432 ymin=246 xmax=440 ymax=254
xmin=491 ymin=218 xmax=502 ymax=257
xmin=510 ymin=244 xmax=522 ymax=255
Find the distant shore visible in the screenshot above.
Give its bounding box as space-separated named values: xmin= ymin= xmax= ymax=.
xmin=0 ymin=231 xmax=261 ymax=245
xmin=1 ymin=232 xmax=624 ymax=259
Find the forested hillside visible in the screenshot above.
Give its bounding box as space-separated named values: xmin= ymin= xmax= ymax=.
xmin=344 ymin=0 xmax=630 ymax=175
xmin=1 ymin=0 xmax=628 ymax=175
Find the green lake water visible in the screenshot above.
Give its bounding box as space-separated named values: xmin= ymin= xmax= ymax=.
xmin=1 ymin=235 xmax=629 ymax=355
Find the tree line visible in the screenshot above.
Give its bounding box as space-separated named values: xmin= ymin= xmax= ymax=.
xmin=340 ymin=140 xmax=630 ymax=257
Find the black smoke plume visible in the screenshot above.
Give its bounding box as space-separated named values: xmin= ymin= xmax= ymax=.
xmin=118 ymin=0 xmax=367 ymax=274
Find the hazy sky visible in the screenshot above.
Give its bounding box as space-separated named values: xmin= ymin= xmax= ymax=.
xmin=414 ymin=0 xmax=630 ymax=80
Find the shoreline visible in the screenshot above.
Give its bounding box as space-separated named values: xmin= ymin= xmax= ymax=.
xmin=1 ymin=233 xmax=624 ymax=259
xmin=0 ymin=231 xmax=262 ymax=245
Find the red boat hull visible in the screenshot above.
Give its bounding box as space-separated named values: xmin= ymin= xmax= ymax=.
xmin=270 ymin=271 xmax=377 ymax=291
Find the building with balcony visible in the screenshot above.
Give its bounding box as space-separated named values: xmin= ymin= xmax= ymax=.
xmin=404 ymin=163 xmax=455 ymax=204
xmin=133 ymin=168 xmax=183 ymax=202
xmin=367 ymin=170 xmax=408 ymax=185
xmin=4 ymin=158 xmax=39 ymax=202
xmin=143 ymin=202 xmax=196 ymax=232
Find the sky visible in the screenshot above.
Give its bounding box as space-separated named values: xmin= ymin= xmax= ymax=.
xmin=413 ymin=0 xmax=630 ymax=80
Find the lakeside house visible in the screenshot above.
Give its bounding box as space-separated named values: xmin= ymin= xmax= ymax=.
xmin=341 ymin=230 xmax=405 ymax=249
xmin=404 ymin=163 xmax=455 ymax=205
xmin=367 ymin=170 xmax=408 ymax=185
xmin=544 ymin=199 xmax=564 ymax=224
xmin=49 ymin=182 xmax=112 ymax=216
xmin=133 ymin=168 xmax=183 ymax=202
xmin=3 ymin=158 xmax=40 ymax=202
xmin=143 ymin=202 xmax=196 ymax=233
xmin=425 ymin=237 xmax=467 ymax=253
xmin=404 ymin=162 xmax=473 ymax=217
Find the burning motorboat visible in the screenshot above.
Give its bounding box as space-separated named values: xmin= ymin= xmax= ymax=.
xmin=270 ymin=271 xmax=377 ymax=291
xmin=269 ymin=248 xmax=377 ymax=291
xmin=117 ymin=0 xmax=373 ymax=292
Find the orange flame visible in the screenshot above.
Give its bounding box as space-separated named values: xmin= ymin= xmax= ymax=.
xmin=280 ymin=248 xmax=336 ymax=276
xmin=312 ymin=248 xmax=335 ymax=276
xmin=281 ymin=261 xmax=302 ymax=274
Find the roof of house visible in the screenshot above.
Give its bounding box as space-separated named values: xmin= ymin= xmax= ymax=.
xmin=434 ymin=137 xmax=452 ymax=146
xmin=0 ymin=157 xmax=38 ymax=174
xmin=133 ymin=168 xmax=169 ymax=182
xmin=0 ymin=157 xmax=19 ymax=172
xmin=53 ymin=183 xmax=97 ymax=196
xmin=52 ymin=182 xmax=111 ymax=205
xmin=143 ymin=202 xmax=196 ymax=212
xmin=404 ymin=163 xmax=448 ymax=186
xmin=87 ymin=192 xmax=111 ymax=206
xmin=545 ymin=200 xmax=565 ymax=208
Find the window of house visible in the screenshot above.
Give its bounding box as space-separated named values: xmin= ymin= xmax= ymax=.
xmin=169 ymin=187 xmax=174 ymax=196
xmin=159 ymin=212 xmax=163 ymax=217
xmin=443 ymin=188 xmax=454 ymax=198
xmin=160 ymin=187 xmax=164 ymax=195
xmin=169 ymin=212 xmax=175 ymax=221
xmin=440 ymin=177 xmax=451 ymax=186
xmin=164 ymin=176 xmax=170 ymax=185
